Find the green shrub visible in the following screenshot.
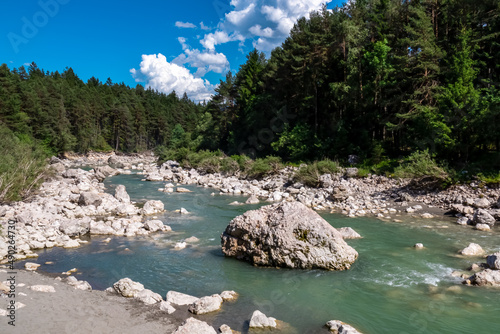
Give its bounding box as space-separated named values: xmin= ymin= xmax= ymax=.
xmin=220 ymin=157 xmax=240 ymax=174
xmin=247 ymin=156 xmax=283 ymax=179
xmin=394 ymin=150 xmax=448 ymax=180
xmin=294 ymin=159 xmax=340 ymax=187
xmin=0 ymin=125 xmax=48 ymax=203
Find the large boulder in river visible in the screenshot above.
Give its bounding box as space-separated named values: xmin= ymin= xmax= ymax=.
xmin=221 ymin=201 xmax=358 ymax=270
xmin=466 ymin=269 xmax=500 ymax=286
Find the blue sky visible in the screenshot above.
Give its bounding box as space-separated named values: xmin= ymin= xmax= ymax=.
xmin=1 ymin=0 xmax=342 ymax=101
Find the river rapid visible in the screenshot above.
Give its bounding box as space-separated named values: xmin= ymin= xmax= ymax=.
xmin=19 ymin=173 xmax=500 ymax=333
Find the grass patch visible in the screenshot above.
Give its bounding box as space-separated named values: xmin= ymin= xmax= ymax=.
xmin=393 ymin=150 xmax=448 ymax=181
xmin=294 ymin=159 xmax=340 ymax=187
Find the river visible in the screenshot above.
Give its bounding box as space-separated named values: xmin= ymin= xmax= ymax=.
xmin=18 ymin=173 xmax=500 ymax=333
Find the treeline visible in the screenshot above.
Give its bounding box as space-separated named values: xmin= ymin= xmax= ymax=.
xmin=197 ymin=0 xmax=499 ymax=169
xmin=0 ymin=63 xmax=203 ymax=154
xmin=0 ymin=62 xmax=202 ymax=201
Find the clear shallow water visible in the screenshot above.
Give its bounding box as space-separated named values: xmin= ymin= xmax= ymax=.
xmin=19 ymin=174 xmax=500 ymax=333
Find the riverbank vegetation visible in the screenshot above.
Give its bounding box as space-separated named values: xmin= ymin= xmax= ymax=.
xmin=1 ymin=0 xmax=499 ymax=201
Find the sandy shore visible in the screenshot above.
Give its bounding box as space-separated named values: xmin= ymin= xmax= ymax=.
xmin=0 ymin=268 xmax=186 ymax=334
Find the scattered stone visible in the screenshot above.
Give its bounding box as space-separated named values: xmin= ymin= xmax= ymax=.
xmin=112 ymin=278 xmax=145 ymax=298
xmin=221 ymin=201 xmax=358 ymax=270
xmin=249 ymin=310 xmax=277 ymax=329
xmin=326 ymin=320 xmax=363 ymax=333
xmin=414 ymin=243 xmax=424 ymax=249
xmin=176 ymin=187 xmax=192 ymax=193
xmin=229 ymin=201 xmax=243 ymax=206
xmin=25 ymin=262 xmax=41 ymax=271
xmin=180 ymin=207 xmax=189 ymax=214
xmin=66 ymin=276 xmax=92 ymax=291
xmin=29 ymin=285 xmax=56 ymax=293
xmin=220 ymin=290 xmax=238 ymax=301
xmin=143 ymin=220 xmax=165 ymax=232
xmin=188 ymin=294 xmax=223 ymax=314
xmin=173 ymin=317 xmax=217 ymax=334
xmin=338 ymin=227 xmax=362 ymax=239
xmin=460 ymin=243 xmax=485 ymax=256
xmin=135 ymin=288 xmax=163 ymax=305
xmin=421 ymin=213 xmax=434 ymax=219
xmin=159 ymin=300 xmax=176 ymax=314
xmin=166 ymin=290 xmax=199 ymax=306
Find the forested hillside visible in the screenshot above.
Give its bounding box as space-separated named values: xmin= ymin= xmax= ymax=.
xmin=201 ymin=0 xmax=499 ymax=166
xmin=1 ymin=0 xmax=499 ymax=202
xmin=0 ymin=63 xmax=202 ymax=154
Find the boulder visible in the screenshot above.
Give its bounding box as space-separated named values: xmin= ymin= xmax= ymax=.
xmin=63 ymin=239 xmax=80 ymax=248
xmin=487 ymin=252 xmax=500 ymax=270
xmin=173 ymin=318 xmax=217 ymax=334
xmin=67 ymin=277 xmax=92 ymax=291
xmin=112 ymin=278 xmax=145 ymax=298
xmin=166 ymin=291 xmax=199 ymax=306
xmin=338 ymin=227 xmax=362 ymax=239
xmin=414 ymin=243 xmax=424 ymax=249
xmin=135 ymin=289 xmax=163 ymax=305
xmin=114 ymin=185 xmax=130 ymax=203
xmin=472 ymin=209 xmax=495 ymax=226
xmin=95 ymin=165 xmax=118 ymax=177
xmin=326 ymin=320 xmax=363 ymax=334
xmin=50 ymin=162 xmax=66 ymax=174
xmin=466 ymin=269 xmax=500 ymax=286
xmin=219 ymin=324 xmax=234 ymax=334
xmin=249 ymin=310 xmax=277 ymax=328
xmin=142 ymin=200 xmax=164 ymax=215
xmin=176 ymin=187 xmax=192 ymax=193
xmin=188 ymin=294 xmax=223 ymax=314
xmin=78 ymin=192 xmax=102 ymax=207
xmin=460 ymin=243 xmax=484 ymax=256
xmin=221 ymin=201 xmax=358 ymax=270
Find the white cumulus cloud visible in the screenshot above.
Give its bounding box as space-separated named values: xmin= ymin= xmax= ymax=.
xmin=175 ymin=21 xmax=196 ymax=28
xmin=201 ymin=0 xmax=333 ymax=52
xmin=130 ymin=54 xmax=214 ymax=102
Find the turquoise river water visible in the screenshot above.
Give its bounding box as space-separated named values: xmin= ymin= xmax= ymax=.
xmin=19 ymin=173 xmax=500 ymax=333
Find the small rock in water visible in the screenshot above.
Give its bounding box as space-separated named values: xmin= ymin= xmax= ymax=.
xmin=246 ymin=195 xmax=259 ymax=204
xmin=220 ymin=290 xmax=238 ymax=301
xmin=421 ymin=213 xmax=434 ymax=219
xmin=475 ymin=224 xmax=491 ymax=231
xmin=184 ymin=236 xmax=199 ymax=243
xmin=414 ymin=243 xmax=424 ymax=249
xmin=338 ymin=227 xmax=362 ymax=239
xmin=456 ymin=217 xmax=470 ymax=225
xmin=188 ymin=294 xmax=223 ymax=314
xmin=326 ymin=320 xmax=363 ymax=334
xmin=228 ymin=201 xmax=243 ymax=206
xmin=460 ymin=243 xmax=485 ymax=256
xmin=180 ymin=207 xmax=189 ymax=214
xmin=25 ymin=262 xmax=41 ymax=271
xmin=176 ymin=187 xmax=192 ymax=193
xmin=174 ymin=242 xmax=187 ymax=250
xmin=166 ymin=290 xmax=199 ymax=306
xmin=249 ymin=310 xmax=277 ymax=328
xmin=219 ymin=324 xmax=234 ymax=334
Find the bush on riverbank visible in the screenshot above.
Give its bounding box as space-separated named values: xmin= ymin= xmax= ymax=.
xmin=0 ymin=125 xmax=48 ymax=203
xmin=394 ymin=150 xmax=449 ymax=181
xmin=295 ymin=160 xmax=340 ymax=187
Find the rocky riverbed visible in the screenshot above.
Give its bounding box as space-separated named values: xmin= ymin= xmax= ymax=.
xmin=1 ymin=151 xmax=500 ymax=333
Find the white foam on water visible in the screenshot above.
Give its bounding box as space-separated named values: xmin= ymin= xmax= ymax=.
xmin=360 ymin=262 xmax=458 ymax=288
